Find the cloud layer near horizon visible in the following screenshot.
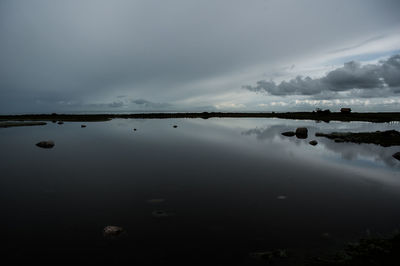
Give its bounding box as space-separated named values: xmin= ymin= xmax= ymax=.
xmin=244 ymin=54 xmax=400 ymax=97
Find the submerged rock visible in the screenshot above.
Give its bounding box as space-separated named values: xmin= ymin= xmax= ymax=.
xmin=57 ymin=121 xmax=64 ymax=125
xmin=36 ymin=141 xmax=55 ymax=149
xmin=393 ymin=152 xmax=400 ymax=161
xmin=173 ymin=125 xmax=178 ymax=128
xmin=295 ymin=127 xmax=308 ymax=139
xmin=316 ymin=130 xmax=400 ymax=147
xmin=308 ymin=233 xmax=400 ymax=265
xmin=309 ymin=140 xmax=318 ymax=146
xmin=282 ymin=131 xmax=295 ymax=137
xmin=133 ymin=128 xmax=137 ymax=131
xmin=81 ymin=125 xmax=86 ymax=128
xmin=321 ymin=232 xmax=331 ymax=239
xmin=152 ymin=210 xmax=172 ymax=218
xmin=103 ymin=225 xmax=124 ymax=237
xmin=250 ymin=249 xmax=288 ymax=261
xmin=147 ymin=198 xmax=165 ymax=204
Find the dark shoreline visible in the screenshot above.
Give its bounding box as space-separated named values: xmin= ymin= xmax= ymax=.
xmin=1 ymin=112 xmax=400 ymax=123
xmin=0 ymin=121 xmax=47 ymax=128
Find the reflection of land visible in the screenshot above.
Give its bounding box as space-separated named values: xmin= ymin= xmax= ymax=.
xmin=321 ymin=137 xmax=399 ymax=167
xmin=242 ymin=125 xmax=400 ymax=167
xmin=315 ymin=130 xmax=400 ymax=147
xmin=242 ymin=125 xmax=295 ymax=140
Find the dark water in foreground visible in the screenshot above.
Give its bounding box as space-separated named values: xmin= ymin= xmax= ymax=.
xmin=1 ymin=118 xmax=399 ymax=265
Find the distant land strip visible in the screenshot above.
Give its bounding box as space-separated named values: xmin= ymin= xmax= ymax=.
xmin=0 ymin=121 xmax=47 ymax=128
xmin=0 ymin=112 xmax=400 ymax=123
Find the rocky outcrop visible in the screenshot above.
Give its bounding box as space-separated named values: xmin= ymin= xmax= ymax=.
xmin=316 ymin=130 xmax=400 ymax=147
xmin=295 ymin=127 xmax=308 ymax=139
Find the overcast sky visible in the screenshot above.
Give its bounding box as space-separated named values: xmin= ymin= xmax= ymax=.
xmin=1 ymin=0 xmax=400 ymax=113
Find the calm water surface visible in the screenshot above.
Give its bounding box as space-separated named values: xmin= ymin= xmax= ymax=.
xmin=1 ymin=118 xmax=399 ymax=264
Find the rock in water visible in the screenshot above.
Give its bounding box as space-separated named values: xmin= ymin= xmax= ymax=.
xmin=81 ymin=125 xmax=86 ymax=128
xmin=152 ymin=210 xmax=172 ymax=218
xmin=282 ymin=131 xmax=295 ymax=137
xmin=393 ymin=152 xmax=400 ymax=161
xmin=57 ymin=121 xmax=64 ymax=125
xmin=295 ymin=127 xmax=308 ymax=139
xmin=36 ymin=141 xmax=55 ymax=149
xmin=147 ymin=198 xmax=165 ymax=204
xmin=309 ymin=140 xmax=318 ymax=146
xmin=103 ymin=226 xmax=124 ymax=237
xmin=173 ymin=125 xmax=178 ymax=128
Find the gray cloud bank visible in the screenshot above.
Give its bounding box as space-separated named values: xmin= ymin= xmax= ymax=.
xmin=77 ymin=98 xmax=172 ymax=111
xmin=244 ymin=54 xmax=400 ymax=97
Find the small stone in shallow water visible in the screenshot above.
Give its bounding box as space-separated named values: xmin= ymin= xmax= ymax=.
xmin=309 ymin=140 xmax=318 ymax=146
xmin=147 ymin=198 xmax=165 ymax=204
xmin=57 ymin=121 xmax=64 ymax=125
xmin=393 ymin=152 xmax=400 ymax=161
xmin=81 ymin=125 xmax=86 ymax=128
xmin=173 ymin=125 xmax=178 ymax=128
xmin=103 ymin=225 xmax=124 ymax=237
xmin=281 ymin=131 xmax=295 ymax=137
xmin=133 ymin=128 xmax=137 ymax=131
xmin=36 ymin=141 xmax=55 ymax=149
xmin=152 ymin=210 xmax=171 ymax=218
xmin=250 ymin=249 xmax=288 ymax=260
xmin=321 ymin=232 xmax=331 ymax=239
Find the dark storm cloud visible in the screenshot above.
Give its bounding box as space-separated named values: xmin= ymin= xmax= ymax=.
xmin=380 ymin=54 xmax=400 ymax=87
xmin=244 ymin=54 xmax=400 ymax=97
xmin=244 ymin=77 xmax=323 ymax=96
